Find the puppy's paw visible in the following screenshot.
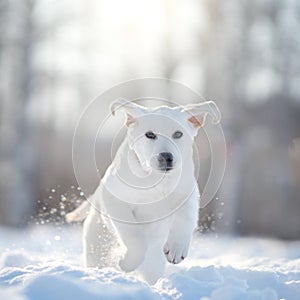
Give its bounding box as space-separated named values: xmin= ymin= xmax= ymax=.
xmin=119 ymin=252 xmax=144 ymax=272
xmin=164 ymin=240 xmax=189 ymax=264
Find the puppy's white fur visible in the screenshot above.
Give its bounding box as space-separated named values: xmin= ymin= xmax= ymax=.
xmin=66 ymin=99 xmax=221 ymax=284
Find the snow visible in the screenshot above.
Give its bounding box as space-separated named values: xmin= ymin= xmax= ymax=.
xmin=0 ymin=225 xmax=300 ymax=300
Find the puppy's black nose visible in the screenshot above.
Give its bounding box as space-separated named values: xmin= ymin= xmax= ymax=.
xmin=158 ymin=152 xmax=173 ymax=171
xmin=158 ymin=152 xmax=173 ymax=162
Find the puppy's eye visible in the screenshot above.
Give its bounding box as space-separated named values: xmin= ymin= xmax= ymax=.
xmin=145 ymin=131 xmax=157 ymax=139
xmin=172 ymin=131 xmax=183 ymax=139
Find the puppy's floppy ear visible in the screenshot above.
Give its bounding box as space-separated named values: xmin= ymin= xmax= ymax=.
xmin=182 ymin=101 xmax=221 ymax=128
xmin=110 ymin=98 xmax=146 ymax=126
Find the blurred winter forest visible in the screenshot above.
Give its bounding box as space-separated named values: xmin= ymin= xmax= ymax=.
xmin=1 ymin=0 xmax=300 ymax=239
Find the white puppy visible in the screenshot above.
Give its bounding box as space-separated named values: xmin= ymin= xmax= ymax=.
xmin=66 ymin=99 xmax=221 ymax=284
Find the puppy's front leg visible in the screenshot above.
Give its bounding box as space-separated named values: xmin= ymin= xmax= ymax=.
xmin=114 ymin=222 xmax=146 ymax=272
xmin=83 ymin=207 xmax=115 ymax=268
xmin=164 ymin=190 xmax=199 ymax=264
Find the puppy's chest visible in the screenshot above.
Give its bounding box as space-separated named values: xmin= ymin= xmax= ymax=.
xmin=112 ymin=182 xmax=172 ymax=204
xmin=104 ymin=171 xmax=180 ymax=204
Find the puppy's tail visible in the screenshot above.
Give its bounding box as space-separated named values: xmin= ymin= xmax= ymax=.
xmin=65 ymin=200 xmax=91 ymax=223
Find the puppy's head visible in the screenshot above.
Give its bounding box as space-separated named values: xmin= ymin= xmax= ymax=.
xmin=111 ymin=99 xmax=221 ymax=173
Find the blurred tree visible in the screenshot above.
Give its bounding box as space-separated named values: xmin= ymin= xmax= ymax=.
xmin=201 ymin=0 xmax=300 ymax=238
xmin=0 ymin=0 xmax=36 ymax=226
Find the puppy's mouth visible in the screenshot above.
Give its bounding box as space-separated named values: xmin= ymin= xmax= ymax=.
xmin=158 ymin=166 xmax=173 ymax=172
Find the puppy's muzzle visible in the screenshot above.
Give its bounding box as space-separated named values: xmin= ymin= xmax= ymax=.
xmin=158 ymin=152 xmax=173 ymax=172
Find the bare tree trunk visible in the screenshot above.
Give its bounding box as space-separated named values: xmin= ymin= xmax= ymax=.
xmin=0 ymin=0 xmax=36 ymax=227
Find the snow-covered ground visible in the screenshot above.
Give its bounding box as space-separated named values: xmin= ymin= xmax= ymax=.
xmin=0 ymin=224 xmax=299 ymax=300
